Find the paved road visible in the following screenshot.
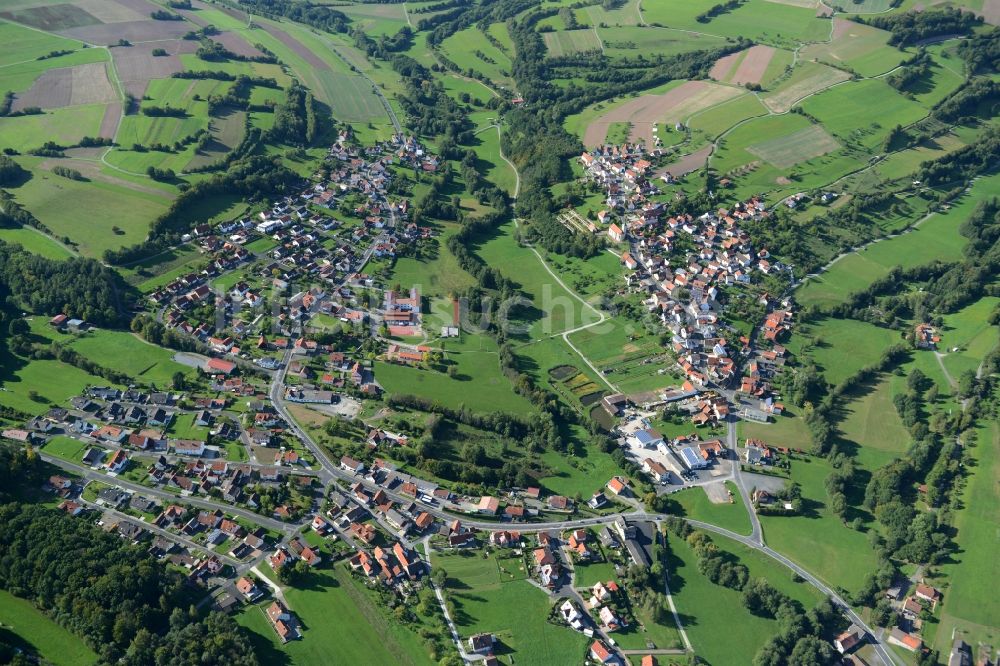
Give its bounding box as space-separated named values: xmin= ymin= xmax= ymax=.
xmin=727 ymin=419 xmax=763 ymax=544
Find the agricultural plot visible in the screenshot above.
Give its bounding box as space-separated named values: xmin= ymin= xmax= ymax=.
xmin=0 ymin=226 xmax=73 ymax=259
xmin=709 ymin=45 xmax=781 ymax=86
xmin=0 ymin=47 xmax=109 ymax=99
xmin=112 ymin=40 xmax=198 ymax=98
xmin=835 ymin=376 xmax=912 ymax=472
xmin=184 ymin=108 xmax=246 ymax=170
xmin=68 ymin=330 xmax=195 ymax=387
xmin=542 ymin=28 xmax=603 ymax=56
xmin=801 ymin=18 xmax=902 ymax=77
xmin=598 ymin=25 xmax=727 ymax=59
xmin=54 ymin=0 xmax=192 ymax=44
xmin=0 ymin=103 xmax=105 ymax=152
xmin=785 ymin=317 xmax=902 ymax=387
xmin=584 ymin=0 xmax=642 ymax=26
xmin=761 ymin=60 xmax=851 ymax=113
xmin=11 ymin=61 xmax=117 ymax=111
xmin=687 ymin=92 xmax=768 ymax=139
xmin=801 ymin=78 xmax=926 ymax=150
xmin=938 ymin=297 xmax=1000 ymax=380
xmin=0 ymin=18 xmax=83 ymax=66
xmin=584 ymin=80 xmax=742 ymax=147
xmin=336 ymin=2 xmax=409 ymax=36
xmin=641 ymin=0 xmax=830 ymax=46
xmin=747 ymin=124 xmax=840 ymax=168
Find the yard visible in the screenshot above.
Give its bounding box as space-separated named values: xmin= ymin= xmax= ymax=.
xmin=41 ymin=436 xmax=88 ymax=463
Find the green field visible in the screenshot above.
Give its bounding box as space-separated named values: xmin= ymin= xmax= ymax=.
xmin=796 ymin=175 xmax=1000 ymax=308
xmin=440 ymin=26 xmax=514 ymax=88
xmin=671 ymin=482 xmax=753 ymax=536
xmin=68 ymin=330 xmax=194 ymax=387
xmin=0 ymin=47 xmax=109 ymax=96
xmin=0 ymin=226 xmax=74 ymax=259
xmin=759 ymin=456 xmax=879 ymax=592
xmin=0 ymin=590 xmax=97 ymax=666
xmin=0 ymin=19 xmax=85 ymax=66
xmin=747 ymin=123 xmax=840 ymax=169
xmin=0 ymin=356 xmax=115 ymax=415
xmin=835 ymin=375 xmax=912 ymax=472
xmin=801 ymin=78 xmax=927 ymax=150
xmin=237 ymin=566 xmax=434 ymax=666
xmin=543 ymin=28 xmax=603 ymax=56
xmin=8 ymin=169 xmax=169 ymax=258
xmin=786 ymin=317 xmax=902 ymax=387
xmin=433 ymin=551 xmax=588 ymax=664
xmin=0 ymin=103 xmax=106 ymax=153
xmin=602 ymin=25 xmax=727 ymax=60
xmin=41 ymin=436 xmax=89 ymax=463
xmin=801 ymin=19 xmax=902 ymax=77
xmin=938 ymin=297 xmax=1000 ymax=380
xmin=641 ymin=0 xmax=830 ymax=47
xmin=667 ymin=530 xmax=825 ymax=665
xmin=469 ymin=124 xmax=518 ymax=196
xmin=388 ymin=223 xmax=477 ymax=299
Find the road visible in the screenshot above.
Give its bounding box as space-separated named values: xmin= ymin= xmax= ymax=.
xmin=727 ymin=419 xmax=763 ymax=544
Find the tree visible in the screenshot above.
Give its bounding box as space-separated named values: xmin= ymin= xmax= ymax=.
xmin=171 ymin=371 xmax=186 ymax=390
xmin=788 ymin=635 xmax=835 ymax=665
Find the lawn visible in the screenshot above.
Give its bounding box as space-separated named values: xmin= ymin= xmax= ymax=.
xmin=666 ymin=529 xmax=824 ymax=665
xmin=573 ymin=557 xmax=617 ymax=587
xmin=236 ymin=565 xmax=434 ymax=666
xmin=68 ymin=330 xmax=194 ymax=387
xmin=759 ymin=456 xmax=879 ymax=592
xmin=671 ymin=482 xmax=752 ymax=536
xmin=0 ymin=590 xmax=97 ymax=666
xmin=41 ymin=436 xmax=88 ymax=463
xmin=739 ymin=410 xmax=813 ymax=451
xmin=168 ymin=413 xmax=210 ymax=441
xmin=796 ymin=174 xmax=1000 ymax=308
xmin=434 ymin=551 xmax=588 ymax=665
xmin=930 ymin=423 xmax=1000 ymax=655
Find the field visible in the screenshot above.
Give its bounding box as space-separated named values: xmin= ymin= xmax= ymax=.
xmin=334 ymin=2 xmax=409 ymax=36
xmin=543 ymin=29 xmax=603 ymax=56
xmin=0 ymin=19 xmax=84 ymax=66
xmin=67 ymin=330 xmax=194 ymax=387
xmin=640 ymin=0 xmax=830 ymax=47
xmin=666 ymin=530 xmax=825 ymax=665
xmin=583 ymin=80 xmax=742 ymax=147
xmin=761 ymin=61 xmax=851 ymax=113
xmin=433 ymin=551 xmax=588 ymax=664
xmin=671 ymin=482 xmax=753 ymax=535
xmin=709 ymin=45 xmax=780 ymax=86
xmin=598 ymin=25 xmax=726 ymax=60
xmin=747 ymin=123 xmax=840 ymax=169
xmin=931 ymin=424 xmax=1000 ymax=655
xmin=42 ymin=436 xmax=89 ymax=463
xmin=0 ymin=103 xmax=106 ymax=152
xmin=0 ymin=590 xmax=98 ymax=666
xmin=937 ymin=297 xmax=1000 ymax=380
xmin=440 ymin=26 xmax=514 ymax=88
xmin=835 ymin=376 xmax=913 ymax=472
xmin=740 ymin=410 xmax=813 ymax=450
xmin=237 ymin=565 xmax=434 ymax=666
xmin=796 ymin=174 xmax=1000 ymax=308
xmin=800 ymin=19 xmax=902 ymax=77
xmin=7 ymin=167 xmax=170 ymax=257
xmin=0 ymin=226 xmax=73 ymax=259
xmin=785 ymin=317 xmax=902 ymax=387
xmin=801 ymin=78 xmax=927 ymax=149
xmin=687 ymin=92 xmax=768 ymax=139
xmin=759 ymin=455 xmax=879 ymax=591
xmin=0 ymin=355 xmax=114 ymax=416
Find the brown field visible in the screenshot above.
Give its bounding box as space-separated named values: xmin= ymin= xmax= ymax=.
xmin=213 ymin=32 xmax=264 ymax=58
xmin=0 ymin=4 xmax=101 ymax=31
xmin=982 ymin=0 xmax=1000 ymax=25
xmin=817 ymin=4 xmax=834 ymax=16
xmin=12 ymin=62 xmax=117 ymax=111
xmin=657 ymin=145 xmax=712 ymax=179
xmin=112 ymin=41 xmax=198 ymax=98
xmin=584 ymin=81 xmax=742 ymax=147
xmin=75 ymin=0 xmax=147 ymax=23
xmin=99 ymin=102 xmax=122 ymax=139
xmin=61 ymin=14 xmax=191 ymax=44
xmin=711 ymin=45 xmax=776 ymax=85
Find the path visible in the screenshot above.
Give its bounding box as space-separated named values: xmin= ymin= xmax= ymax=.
xmin=422 ymin=537 xmax=472 ymax=662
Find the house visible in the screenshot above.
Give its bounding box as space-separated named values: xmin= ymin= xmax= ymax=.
xmin=606 ymin=476 xmax=630 ymax=496
xmin=608 ymin=223 xmax=625 ymax=243
xmin=914 ymin=583 xmax=940 ymax=607
xmin=468 ymin=633 xmax=495 ymax=655
xmin=642 ymin=458 xmax=670 ymax=483
xmin=548 ymin=495 xmax=571 ymax=511
xmin=265 ymin=601 xmax=299 ymax=643
xmin=680 ymin=446 xmax=710 ymax=470
xmin=236 ymin=577 xmax=263 ymax=602
xmin=888 ymin=628 xmax=922 ymax=652
xmin=948 ymin=638 xmax=971 ymax=666
xmin=105 ymin=449 xmax=129 ymax=473
xmin=477 ymin=495 xmax=500 ymax=515
xmin=628 ymin=429 xmax=663 ymax=449
xmin=205 ymin=358 xmax=237 ymax=375
xmin=340 ymin=456 xmax=365 ymax=474
xmin=172 ymin=439 xmax=206 ymax=457
xmin=588 ymin=491 xmax=609 ymax=509
xmin=590 ymin=640 xmax=619 ymax=665
xmin=834 ymin=626 xmax=863 ymax=654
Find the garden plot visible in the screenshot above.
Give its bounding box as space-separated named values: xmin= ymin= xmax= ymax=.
xmin=11 ymin=62 xmax=117 ymax=111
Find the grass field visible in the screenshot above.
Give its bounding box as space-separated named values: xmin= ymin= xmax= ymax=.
xmin=759 ymin=455 xmax=879 ymax=591
xmin=434 ymin=551 xmax=588 ymax=664
xmin=801 ymin=78 xmax=927 ymax=149
xmin=0 ymin=226 xmax=74 ymax=259
xmin=740 ymin=410 xmax=813 ymax=450
xmin=0 ymin=590 xmax=97 ymax=666
xmin=747 ymin=123 xmax=840 ymax=169
xmin=0 ymin=356 xmax=114 ymax=415
xmin=600 ymin=25 xmax=728 ymax=60
xmin=468 ymin=123 xmax=518 ymax=196
xmin=835 ymin=375 xmax=912 ymax=472
xmin=938 ymin=297 xmax=1000 ymax=380
xmin=786 ymin=317 xmax=902 ymax=387
xmin=801 ymin=19 xmax=902 ymax=77
xmin=41 ymin=436 xmax=89 ymax=463
xmin=8 ymin=169 xmax=169 ymax=258
xmin=440 ymin=26 xmax=514 ymax=88
xmin=671 ymin=482 xmax=753 ymax=535
xmin=0 ymin=103 xmax=106 ymax=152
xmin=667 ymin=529 xmax=825 ymax=665
xmin=687 ymin=91 xmax=768 ymax=140
xmin=931 ymin=423 xmax=1000 ymax=656
xmin=237 ymin=565 xmax=434 ymax=666
xmin=641 ymin=0 xmax=830 ymax=47
xmin=388 ymin=223 xmax=477 ymax=298
xmin=796 ymin=174 xmax=1000 ymax=308
xmin=0 ymin=47 xmax=109 ymax=97
xmin=543 ymin=28 xmax=603 ymax=56
xmin=761 ymin=61 xmax=851 ymax=113
xmin=68 ymin=330 xmax=194 ymax=387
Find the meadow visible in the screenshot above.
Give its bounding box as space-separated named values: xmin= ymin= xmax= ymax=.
xmin=938 ymin=297 xmax=1000 ymax=380
xmin=439 ymin=26 xmax=514 ymax=88
xmin=0 ymin=355 xmax=114 ymax=416
xmin=599 ymin=25 xmax=727 ymax=59
xmin=433 ymin=550 xmax=588 ymax=664
xmin=237 ymin=565 xmax=434 ymax=666
xmin=800 ymin=19 xmax=902 ymax=77
xmin=834 ymin=375 xmax=913 ymax=473
xmin=796 ymin=174 xmax=1000 ymax=308
xmin=800 ymin=78 xmax=927 ymax=150
xmin=0 ymin=18 xmax=84 ymax=66
xmin=641 ymin=0 xmax=830 ymax=47
xmin=666 ymin=529 xmax=825 ymax=665
xmin=785 ymin=317 xmax=902 ymax=387
xmin=0 ymin=590 xmax=98 ymax=666
xmin=0 ymin=103 xmax=106 ymax=152
xmin=68 ymin=330 xmax=194 ymax=387
xmin=670 ymin=482 xmax=752 ymax=536
xmin=543 ymin=28 xmax=602 ymax=56
xmin=0 ymin=226 xmax=73 ymax=259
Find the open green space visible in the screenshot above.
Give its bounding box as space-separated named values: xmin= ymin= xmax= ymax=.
xmin=41 ymin=436 xmax=89 ymax=463
xmin=785 ymin=317 xmax=902 ymax=387
xmin=835 ymin=375 xmax=912 ymax=473
xmin=68 ymin=330 xmax=194 ymax=387
xmin=666 ymin=529 xmax=825 ymax=665
xmin=0 ymin=19 xmax=85 ymax=66
xmin=0 ymin=589 xmax=98 ymax=666
xmin=640 ymin=0 xmax=830 ymax=47
xmin=0 ymin=103 xmax=106 ymax=153
xmin=938 ymin=297 xmax=1000 ymax=380
xmin=671 ymin=482 xmax=752 ymax=536
xmin=0 ymin=226 xmax=74 ymax=259
xmin=236 ymin=565 xmax=434 ymax=666
xmin=0 ymin=357 xmax=115 ymax=416
xmin=434 ymin=550 xmax=588 ymax=664
xmin=440 ymin=26 xmax=514 ymax=88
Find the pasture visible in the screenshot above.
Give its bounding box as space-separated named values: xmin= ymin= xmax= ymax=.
xmin=795 ymin=174 xmax=1000 ymax=308
xmin=434 ymin=551 xmax=588 ymax=665
xmin=440 ymin=26 xmax=514 ymax=88
xmin=0 ymin=356 xmax=116 ymax=415
xmin=761 ymin=61 xmax=851 ymax=113
xmin=641 ymin=0 xmax=830 ymax=47
xmin=0 ymin=47 xmax=109 ymax=99
xmin=0 ymin=226 xmax=73 ymax=259
xmin=785 ymin=317 xmax=902 ymax=387
xmin=0 ymin=590 xmax=97 ymax=666
xmin=687 ymin=91 xmax=768 ymax=139
xmin=334 ymin=2 xmax=409 ymax=36
xmin=598 ymin=25 xmax=726 ymax=59
xmin=0 ymin=103 xmax=106 ymax=152
xmin=801 ymin=18 xmax=902 ymax=77
xmin=0 ymin=18 xmax=82 ymax=66
xmin=237 ymin=566 xmax=434 ymax=666
xmin=835 ymin=376 xmax=912 ymax=472
xmin=801 ymin=78 xmax=926 ymax=149
xmin=67 ymin=330 xmax=194 ymax=387
xmin=759 ymin=456 xmax=880 ymax=591
xmin=543 ymin=28 xmax=603 ymax=56
xmin=938 ymin=297 xmax=1000 ymax=380
xmin=667 ymin=530 xmax=825 ymax=665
